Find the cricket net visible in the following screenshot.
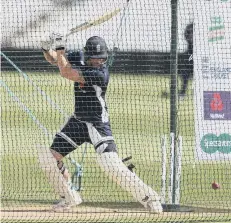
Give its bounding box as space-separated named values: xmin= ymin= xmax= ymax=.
xmin=1 ymin=0 xmax=231 ymax=223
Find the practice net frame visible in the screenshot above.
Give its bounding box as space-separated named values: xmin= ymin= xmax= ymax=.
xmin=1 ymin=0 xmax=231 ymax=223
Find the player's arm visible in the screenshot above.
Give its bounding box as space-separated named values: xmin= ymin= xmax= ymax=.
xmin=56 ymin=49 xmax=85 ymax=83
xmin=41 ymin=33 xmax=85 ymax=84
xmin=43 ymin=49 xmax=58 ymax=66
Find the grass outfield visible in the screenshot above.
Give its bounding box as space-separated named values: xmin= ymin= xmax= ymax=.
xmin=1 ymin=71 xmax=231 ymax=223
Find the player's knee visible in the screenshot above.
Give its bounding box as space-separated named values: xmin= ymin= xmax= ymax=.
xmin=37 ymin=147 xmax=58 ymax=169
xmin=96 ymin=141 xmax=117 ymax=154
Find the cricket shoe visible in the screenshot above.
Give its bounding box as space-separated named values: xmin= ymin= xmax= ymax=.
xmin=146 ymin=200 xmax=163 ymax=213
xmin=143 ymin=196 xmax=163 ymax=213
xmin=52 ymin=197 xmax=80 ymax=212
xmin=52 ymin=188 xmax=83 ymax=212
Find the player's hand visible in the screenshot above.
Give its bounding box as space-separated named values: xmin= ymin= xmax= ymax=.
xmin=50 ymin=32 xmax=65 ymax=50
xmin=41 ymin=40 xmax=52 ymax=51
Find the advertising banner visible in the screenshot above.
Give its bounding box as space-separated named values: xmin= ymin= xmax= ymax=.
xmin=193 ymin=0 xmax=231 ymax=160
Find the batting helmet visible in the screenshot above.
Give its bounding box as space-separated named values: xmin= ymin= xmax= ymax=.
xmin=84 ymin=36 xmax=108 ymax=59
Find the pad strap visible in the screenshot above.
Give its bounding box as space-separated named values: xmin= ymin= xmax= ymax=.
xmin=57 ymin=160 xmax=66 ymax=174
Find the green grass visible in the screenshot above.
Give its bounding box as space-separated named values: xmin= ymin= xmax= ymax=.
xmin=1 ymin=71 xmax=231 ymax=223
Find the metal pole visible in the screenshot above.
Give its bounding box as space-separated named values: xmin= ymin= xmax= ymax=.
xmin=161 ymin=135 xmax=167 ymax=203
xmin=170 ymin=0 xmax=178 ymax=205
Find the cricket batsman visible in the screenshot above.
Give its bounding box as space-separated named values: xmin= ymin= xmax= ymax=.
xmin=39 ymin=34 xmax=163 ymax=213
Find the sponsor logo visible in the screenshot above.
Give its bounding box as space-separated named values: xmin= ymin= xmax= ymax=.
xmin=201 ymin=57 xmax=231 ymax=79
xmin=210 ymin=93 xmax=223 ymax=111
xmin=200 ymin=133 xmax=231 ymax=154
xmin=208 ymin=16 xmax=225 ymax=42
xmin=204 ymin=91 xmax=231 ymax=120
xmin=96 ymin=44 xmax=101 ymax=52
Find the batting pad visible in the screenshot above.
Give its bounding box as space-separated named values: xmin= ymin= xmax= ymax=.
xmin=37 ymin=146 xmax=82 ymax=205
xmin=97 ymin=152 xmax=162 ymax=212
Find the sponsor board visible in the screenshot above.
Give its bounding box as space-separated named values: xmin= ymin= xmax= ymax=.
xmin=194 ymin=0 xmax=231 ymax=160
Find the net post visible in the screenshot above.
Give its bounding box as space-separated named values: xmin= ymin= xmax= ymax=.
xmin=175 ymin=135 xmax=182 ymax=205
xmin=169 ymin=132 xmax=175 ymax=204
xmin=161 ymin=135 xmax=167 ymax=204
xmin=170 ymin=0 xmax=179 ymax=206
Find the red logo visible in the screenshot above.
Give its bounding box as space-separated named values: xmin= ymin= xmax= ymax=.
xmin=210 ymin=93 xmax=223 ymax=111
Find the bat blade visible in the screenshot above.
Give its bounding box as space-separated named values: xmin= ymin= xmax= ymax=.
xmin=66 ymin=8 xmax=121 ymax=37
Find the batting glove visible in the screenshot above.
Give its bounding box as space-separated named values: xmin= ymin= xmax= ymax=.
xmin=41 ymin=40 xmax=52 ymax=51
xmin=50 ymin=32 xmax=65 ymax=50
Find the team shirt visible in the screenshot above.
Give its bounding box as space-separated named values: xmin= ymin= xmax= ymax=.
xmin=67 ymin=51 xmax=110 ymax=124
